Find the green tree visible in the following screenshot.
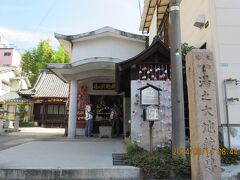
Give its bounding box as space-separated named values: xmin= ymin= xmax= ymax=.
xmin=16 ymin=103 xmax=28 ymax=121
xmin=181 ymin=43 xmax=195 ymax=57
xmin=21 ymin=39 xmax=70 ymax=86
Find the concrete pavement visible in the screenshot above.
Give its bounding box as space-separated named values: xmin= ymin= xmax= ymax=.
xmin=0 ymin=140 xmax=126 ymax=169
xmin=0 ymin=127 xmax=65 ymax=151
xmin=0 ymin=129 xmax=140 ymax=179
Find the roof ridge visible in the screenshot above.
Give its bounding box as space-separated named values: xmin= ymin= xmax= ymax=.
xmin=55 ymin=26 xmax=146 ymax=41
xmin=34 ymin=71 xmax=47 ymax=92
xmin=21 ymin=71 xmax=47 ymax=94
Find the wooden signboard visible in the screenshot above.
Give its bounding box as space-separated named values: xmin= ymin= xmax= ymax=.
xmin=139 ymin=83 xmax=161 ymax=105
xmin=93 ymin=83 xmax=115 ymax=90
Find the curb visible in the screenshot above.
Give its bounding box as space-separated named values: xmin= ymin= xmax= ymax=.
xmin=0 ymin=168 xmax=141 ymax=180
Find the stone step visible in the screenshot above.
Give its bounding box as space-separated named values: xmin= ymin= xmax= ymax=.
xmin=0 ymin=167 xmax=141 ymax=180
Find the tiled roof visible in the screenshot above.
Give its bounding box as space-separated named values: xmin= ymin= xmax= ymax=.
xmin=0 ymin=92 xmax=32 ymax=103
xmin=19 ymin=71 xmax=69 ymax=98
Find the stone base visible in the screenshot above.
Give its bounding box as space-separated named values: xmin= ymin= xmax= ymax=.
xmin=76 ymin=128 xmax=85 ymax=136
xmin=99 ymin=126 xmax=112 ymax=138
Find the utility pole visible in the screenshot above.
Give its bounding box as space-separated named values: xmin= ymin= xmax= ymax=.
xmin=169 ymin=0 xmax=186 ymax=155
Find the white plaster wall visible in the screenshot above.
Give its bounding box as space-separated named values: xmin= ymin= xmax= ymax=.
xmin=71 ymin=36 xmax=145 ymax=62
xmin=180 ymin=0 xmax=240 ymax=125
xmin=148 ymin=7 xmax=158 ymax=45
xmin=180 ymin=0 xmax=222 ymax=126
xmin=215 ymin=0 xmax=240 ymax=126
xmin=180 ymin=0 xmax=240 ymax=148
xmin=180 ymin=0 xmax=214 ymax=50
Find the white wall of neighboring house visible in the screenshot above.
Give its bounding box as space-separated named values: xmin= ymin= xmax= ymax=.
xmin=71 ymin=36 xmax=145 ymax=62
xmin=149 ymin=8 xmax=158 ymax=45
xmin=180 ymin=0 xmax=214 ymax=50
xmin=180 ymin=0 xmax=240 ymax=148
xmin=0 ymin=70 xmax=16 ymax=96
xmin=214 ymin=0 xmax=240 ymax=148
xmin=0 ymin=69 xmax=29 ymax=96
xmin=0 ymin=36 xmax=21 ymax=68
xmin=143 ymin=0 xmax=240 ymax=148
xmin=0 ymin=49 xmax=21 ymax=67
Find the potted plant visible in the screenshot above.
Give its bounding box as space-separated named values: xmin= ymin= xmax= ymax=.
xmin=99 ymin=120 xmax=112 ymax=138
xmin=16 ymin=103 xmax=28 ymax=129
xmin=3 ymin=114 xmax=11 ymax=129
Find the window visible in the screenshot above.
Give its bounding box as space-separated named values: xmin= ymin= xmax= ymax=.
xmin=4 ymin=52 xmax=11 ymax=56
xmin=47 ymin=105 xmax=54 ymax=114
xmin=59 ymin=105 xmax=65 ymax=115
xmin=47 ymin=105 xmax=65 ymax=115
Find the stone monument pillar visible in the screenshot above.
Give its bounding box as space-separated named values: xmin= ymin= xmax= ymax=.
xmin=186 ymin=50 xmax=221 ymax=180
xmin=14 ymin=115 xmax=20 ymax=131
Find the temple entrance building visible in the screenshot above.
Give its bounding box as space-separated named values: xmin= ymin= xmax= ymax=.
xmin=48 ymin=27 xmax=147 ymax=138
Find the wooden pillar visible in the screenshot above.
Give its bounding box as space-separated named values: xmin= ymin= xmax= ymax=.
xmin=41 ymin=100 xmax=46 ymax=128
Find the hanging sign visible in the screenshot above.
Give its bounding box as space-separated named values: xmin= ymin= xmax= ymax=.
xmin=93 ymin=83 xmax=115 ymax=90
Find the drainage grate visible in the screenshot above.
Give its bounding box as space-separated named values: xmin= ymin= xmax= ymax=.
xmin=112 ymin=153 xmax=128 ymax=166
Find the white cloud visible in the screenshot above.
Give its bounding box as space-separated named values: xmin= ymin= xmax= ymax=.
xmin=0 ymin=26 xmax=59 ymax=50
xmin=0 ymin=4 xmax=29 ymax=13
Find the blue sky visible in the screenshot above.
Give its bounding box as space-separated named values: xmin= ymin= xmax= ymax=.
xmin=0 ymin=0 xmax=144 ymax=51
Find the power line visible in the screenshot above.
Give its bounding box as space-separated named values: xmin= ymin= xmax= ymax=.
xmin=33 ymin=0 xmax=57 ymax=33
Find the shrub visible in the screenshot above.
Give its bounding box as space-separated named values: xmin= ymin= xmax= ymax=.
xmin=16 ymin=103 xmax=28 ymax=121
xmin=126 ymin=143 xmax=191 ymax=179
xmin=220 ymin=146 xmax=240 ymax=165
xmin=126 ymin=143 xmax=240 ymax=179
xmin=19 ymin=120 xmax=35 ymax=127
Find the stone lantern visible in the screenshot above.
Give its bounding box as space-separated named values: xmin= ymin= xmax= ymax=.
xmin=0 ymin=108 xmax=4 ymax=134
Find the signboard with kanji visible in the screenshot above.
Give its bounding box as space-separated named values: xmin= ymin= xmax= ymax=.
xmin=186 ymin=50 xmax=221 ymax=180
xmin=146 ymin=106 xmax=160 ymax=121
xmin=139 ymin=83 xmax=161 ymax=105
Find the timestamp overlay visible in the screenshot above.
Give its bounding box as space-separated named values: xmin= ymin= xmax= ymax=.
xmin=172 ymin=147 xmax=239 ymax=156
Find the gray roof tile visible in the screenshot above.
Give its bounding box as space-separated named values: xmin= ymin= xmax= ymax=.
xmin=0 ymin=92 xmax=32 ymax=103
xmin=19 ymin=71 xmax=69 ymax=98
